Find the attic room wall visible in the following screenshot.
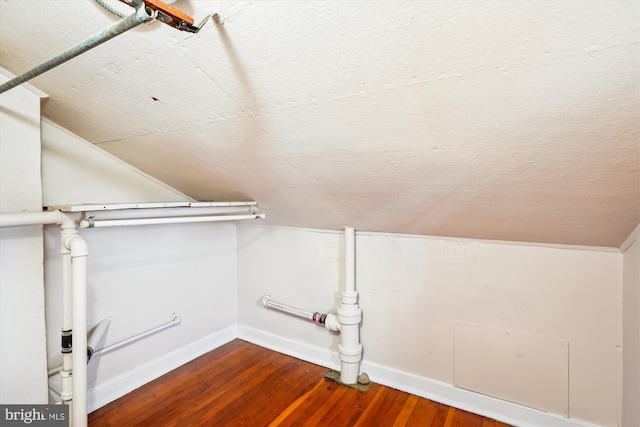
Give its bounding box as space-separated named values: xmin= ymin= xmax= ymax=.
xmin=38 ymin=120 xmax=239 ymax=410
xmin=622 ymin=228 xmax=640 ymax=427
xmin=40 ymin=118 xmax=192 ymax=206
xmin=43 ymin=221 xmax=238 ymax=410
xmin=236 ymin=225 xmax=623 ymax=427
xmin=0 ymin=75 xmax=48 ymax=403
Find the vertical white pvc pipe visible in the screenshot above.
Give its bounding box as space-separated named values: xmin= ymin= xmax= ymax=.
xmin=60 ymin=215 xmax=79 ymax=421
xmin=60 ymin=226 xmax=74 ymax=404
xmin=344 ymin=227 xmax=355 ymax=296
xmin=338 ymin=226 xmax=362 ymax=384
xmin=61 ymin=250 xmax=72 ymax=335
xmin=67 ymin=235 xmax=88 ymax=427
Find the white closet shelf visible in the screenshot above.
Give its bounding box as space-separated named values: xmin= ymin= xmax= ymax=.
xmin=45 ymin=201 xmax=257 ymax=212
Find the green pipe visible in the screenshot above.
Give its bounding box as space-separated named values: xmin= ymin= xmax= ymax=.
xmin=0 ymin=4 xmax=153 ymax=95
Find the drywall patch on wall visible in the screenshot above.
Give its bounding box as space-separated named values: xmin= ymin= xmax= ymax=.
xmin=454 ymin=322 xmax=568 ymax=416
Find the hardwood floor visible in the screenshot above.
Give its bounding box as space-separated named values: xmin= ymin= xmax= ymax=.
xmin=89 ymin=339 xmax=513 ymax=427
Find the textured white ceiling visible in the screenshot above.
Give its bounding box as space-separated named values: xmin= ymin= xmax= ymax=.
xmin=1 ymin=0 xmax=638 ymax=247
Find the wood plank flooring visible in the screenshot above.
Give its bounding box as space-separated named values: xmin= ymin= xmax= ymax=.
xmin=89 ymin=339 xmax=513 ymax=427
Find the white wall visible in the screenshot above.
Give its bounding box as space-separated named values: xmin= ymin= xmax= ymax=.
xmin=1 ymin=100 xmax=242 ymax=409
xmin=41 ymin=118 xmax=192 ymax=206
xmin=237 ymin=227 xmax=341 ymax=356
xmin=622 ymin=227 xmax=640 ymax=427
xmin=39 ymin=120 xmax=239 ymax=409
xmin=237 ymin=225 xmax=623 ymax=427
xmin=0 ymin=75 xmax=48 ymax=403
xmin=1 ymin=71 xmax=629 ymax=427
xmin=43 ymin=222 xmax=237 ymax=408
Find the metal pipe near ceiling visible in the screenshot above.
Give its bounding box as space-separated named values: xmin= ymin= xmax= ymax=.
xmin=0 ymin=0 xmax=204 ymax=95
xmin=0 ymin=4 xmax=154 ymax=95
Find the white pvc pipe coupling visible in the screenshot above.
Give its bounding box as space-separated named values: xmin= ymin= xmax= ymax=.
xmin=323 ymin=313 xmax=341 ymax=332
xmin=341 ymin=291 xmax=358 ymax=306
xmin=337 ymin=305 xmax=363 ymax=374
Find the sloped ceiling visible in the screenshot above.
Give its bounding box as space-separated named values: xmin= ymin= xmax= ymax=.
xmin=1 ymin=0 xmax=638 ymax=247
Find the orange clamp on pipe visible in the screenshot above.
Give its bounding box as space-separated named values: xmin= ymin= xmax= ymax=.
xmin=120 ymin=0 xmax=199 ymax=32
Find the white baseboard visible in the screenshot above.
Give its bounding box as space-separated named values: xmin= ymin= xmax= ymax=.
xmin=87 ymin=325 xmax=237 ymax=413
xmin=237 ymin=325 xmax=600 ymax=427
xmin=86 ymin=324 xmax=601 ymax=427
xmin=237 ymin=325 xmax=340 ymax=371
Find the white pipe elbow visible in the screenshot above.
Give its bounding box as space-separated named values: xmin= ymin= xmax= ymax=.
xmin=262 ymin=295 xmax=271 ymax=307
xmin=87 ymin=318 xmax=111 ymax=361
xmin=65 ymin=234 xmax=88 ymax=257
xmin=323 ymin=313 xmax=341 ymax=332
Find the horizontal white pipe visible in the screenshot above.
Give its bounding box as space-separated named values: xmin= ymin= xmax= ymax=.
xmin=50 ymin=315 xmax=179 ymax=375
xmin=80 ymin=213 xmax=265 ymax=228
xmin=93 ymin=315 xmax=180 ymax=356
xmin=262 ymin=296 xmax=340 ymax=331
xmin=262 ymin=295 xmax=314 ymax=321
xmin=0 ymin=211 xmax=63 ymax=227
xmin=74 ymin=205 xmax=256 ymax=221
